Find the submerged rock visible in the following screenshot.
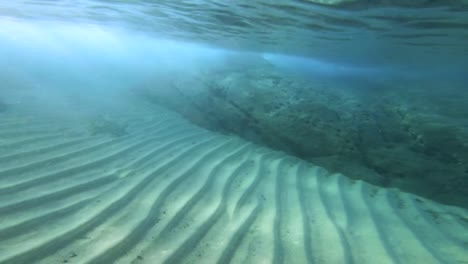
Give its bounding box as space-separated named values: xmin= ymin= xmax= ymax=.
xmin=139 ymin=56 xmax=468 ymax=208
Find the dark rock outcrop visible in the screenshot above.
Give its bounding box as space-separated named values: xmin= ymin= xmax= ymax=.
xmin=139 ymin=56 xmax=468 ymax=208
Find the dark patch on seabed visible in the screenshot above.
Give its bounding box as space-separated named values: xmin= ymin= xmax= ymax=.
xmin=0 ymin=99 xmax=8 ymax=113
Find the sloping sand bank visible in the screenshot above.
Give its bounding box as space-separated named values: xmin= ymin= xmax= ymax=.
xmin=0 ymin=103 xmax=466 ymax=264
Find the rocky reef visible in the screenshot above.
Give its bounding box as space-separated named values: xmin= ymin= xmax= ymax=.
xmin=139 ymin=56 xmax=468 ymax=208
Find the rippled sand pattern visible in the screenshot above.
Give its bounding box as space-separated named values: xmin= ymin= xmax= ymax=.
xmin=0 ymin=104 xmax=467 ymax=264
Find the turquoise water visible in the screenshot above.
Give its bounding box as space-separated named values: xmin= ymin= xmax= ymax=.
xmin=0 ymin=1 xmax=467 ymax=263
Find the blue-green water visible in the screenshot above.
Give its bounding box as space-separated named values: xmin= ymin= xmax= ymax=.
xmin=0 ymin=1 xmax=467 ymax=263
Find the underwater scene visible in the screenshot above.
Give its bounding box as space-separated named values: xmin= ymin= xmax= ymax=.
xmin=0 ymin=0 xmax=467 ymax=263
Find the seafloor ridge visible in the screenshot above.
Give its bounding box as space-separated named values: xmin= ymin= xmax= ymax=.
xmin=0 ymin=98 xmax=466 ymax=263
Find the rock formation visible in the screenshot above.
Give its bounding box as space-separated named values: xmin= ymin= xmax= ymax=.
xmin=139 ymin=56 xmax=468 ymax=208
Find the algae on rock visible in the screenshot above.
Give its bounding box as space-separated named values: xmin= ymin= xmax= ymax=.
xmin=138 ymin=55 xmax=468 ymax=209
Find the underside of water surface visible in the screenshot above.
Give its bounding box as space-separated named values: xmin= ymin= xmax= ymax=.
xmin=0 ymin=1 xmax=467 ymax=264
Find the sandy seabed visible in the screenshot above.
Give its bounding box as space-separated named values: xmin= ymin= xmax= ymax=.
xmin=0 ymin=101 xmax=467 ymax=264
